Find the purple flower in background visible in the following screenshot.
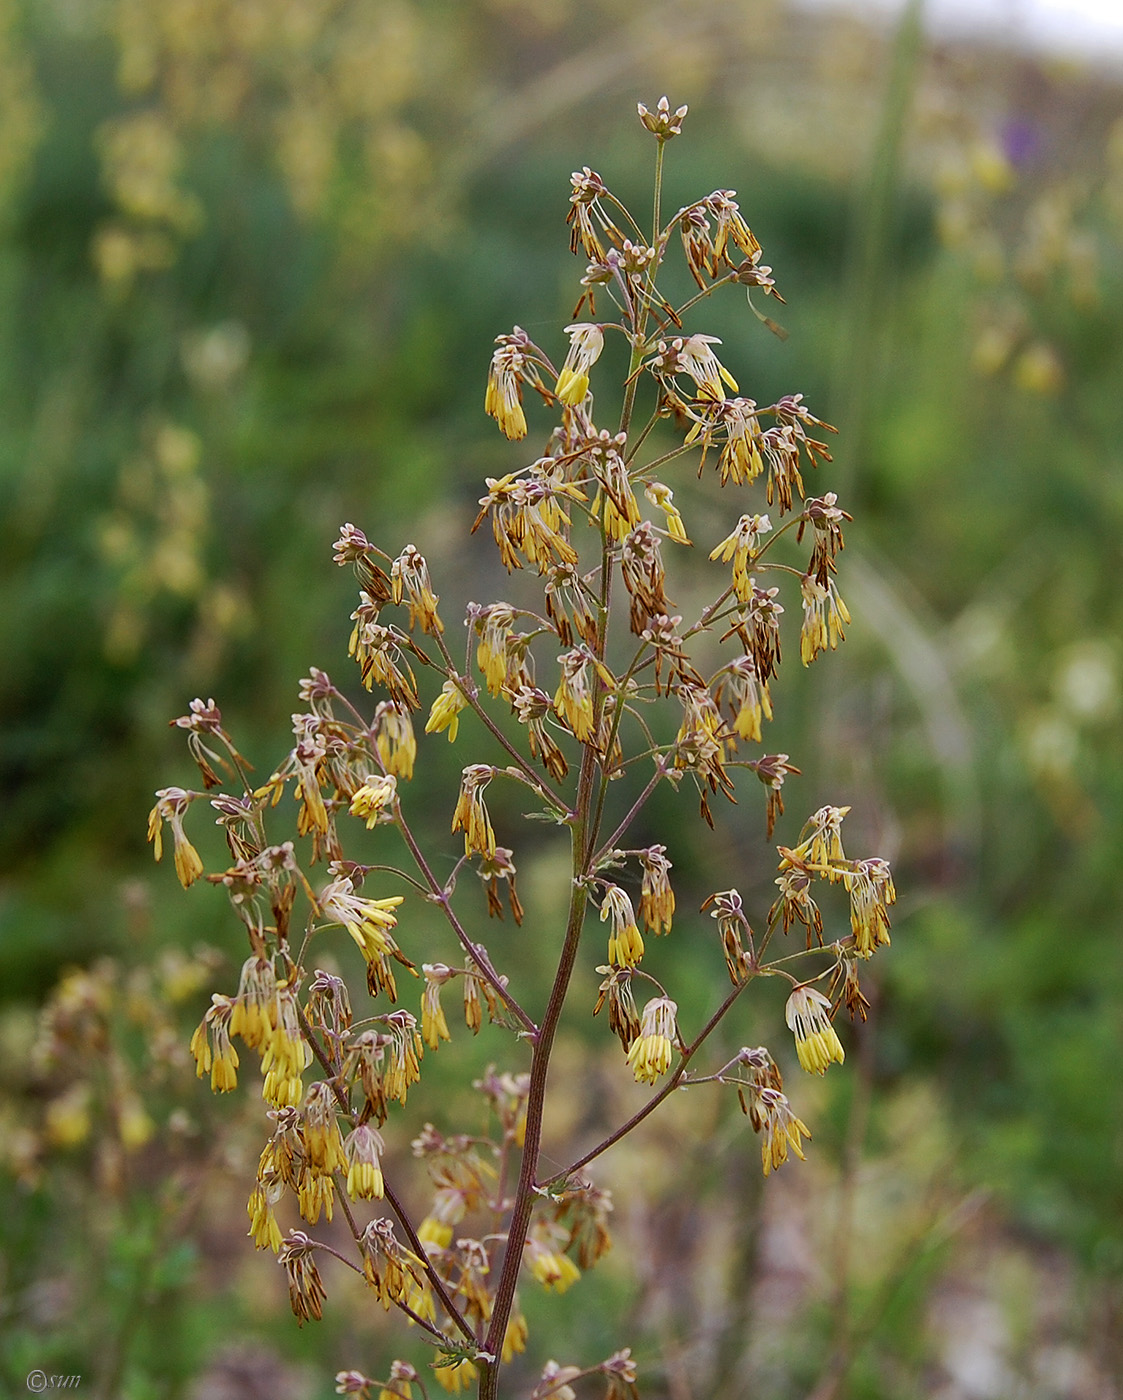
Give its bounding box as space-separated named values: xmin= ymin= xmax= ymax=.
xmin=1002 ymin=117 xmax=1041 ymax=168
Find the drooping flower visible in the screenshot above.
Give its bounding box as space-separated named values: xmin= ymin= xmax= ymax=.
xmin=248 ymin=1180 xmax=284 ymax=1252
xmin=469 ymin=602 xmax=514 ymax=696
xmin=713 ymin=654 xmax=773 ymax=743
xmin=790 ymin=804 xmax=850 ymax=877
xmin=478 ymin=845 xmax=524 ymax=925
xmin=451 ymin=765 xmax=497 ymax=859
xmin=381 ymin=1009 xmax=424 ymax=1106
xmin=526 ymin=1221 xmax=581 ymax=1292
xmin=433 ymin=1362 xmax=477 ymax=1396
xmin=843 ymin=856 xmax=896 ymax=957
xmin=348 ymin=609 xmax=419 ymax=708
xmin=703 ymin=888 xmax=753 ymax=984
xmin=279 ymin=1230 xmax=328 ymax=1325
xmin=420 ymin=964 xmax=453 ymax=1050
xmin=554 ymin=647 xmax=596 ymax=743
xmin=502 ymin=1306 xmax=529 ymax=1363
xmin=709 ymin=513 xmax=772 ymax=603
xmin=785 ymin=985 xmax=845 ymax=1075
xmin=147 ymin=787 xmax=204 ymax=888
xmin=600 ymin=885 xmax=644 ymax=968
xmin=302 ymin=1080 xmax=347 ymax=1176
xmin=554 ymin=323 xmax=604 ymax=406
xmin=567 ymin=167 xmax=617 ymax=260
xmin=372 ymin=703 xmax=416 ymax=780
xmin=345 ymin=1123 xmax=386 ymax=1201
xmin=625 ymin=996 xmax=678 ymax=1084
xmin=769 ymin=860 xmax=824 ymax=946
xmin=321 ymin=876 xmax=406 ymax=961
xmin=259 ymin=982 xmax=313 ymax=1107
xmin=190 ymin=992 xmax=240 ymax=1092
xmin=620 ymin=522 xmax=669 ymax=634
xmin=799 ymin=572 xmax=851 ymax=665
xmin=485 ymin=327 xmax=548 ymax=440
xmin=707 ymin=189 xmax=762 ymax=265
xmin=593 ymin=966 xmax=641 ymax=1051
xmin=638 ymin=845 xmax=675 ymax=935
xmin=425 ymin=679 xmax=468 ymax=743
xmin=755 ymin=1086 xmax=811 ymax=1177
xmin=230 ymin=956 xmax=280 ymax=1050
xmin=390 ymin=545 xmax=442 ymax=635
xmin=799 ymin=492 xmax=851 ymax=584
xmin=587 ymin=430 xmax=640 ymax=541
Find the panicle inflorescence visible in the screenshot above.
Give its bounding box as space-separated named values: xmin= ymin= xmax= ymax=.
xmin=151 ymin=100 xmax=897 ymax=1400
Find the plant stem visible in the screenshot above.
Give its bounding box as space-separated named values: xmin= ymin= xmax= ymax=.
xmin=478 ymin=742 xmax=600 ymax=1395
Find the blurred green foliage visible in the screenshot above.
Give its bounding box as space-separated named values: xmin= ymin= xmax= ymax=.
xmin=3 ymin=0 xmax=1123 ymax=1396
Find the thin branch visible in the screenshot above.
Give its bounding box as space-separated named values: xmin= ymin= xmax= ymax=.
xmin=383 ymin=1178 xmax=478 ymax=1347
xmin=390 ymin=806 xmax=537 ymax=1037
xmin=591 ymin=760 xmax=671 ymax=866
xmin=541 ymin=967 xmax=757 ymax=1188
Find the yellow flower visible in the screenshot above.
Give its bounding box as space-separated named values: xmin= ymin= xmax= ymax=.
xmin=349 ymin=774 xmax=398 ymax=828
xmin=147 ymin=787 xmax=204 ymax=888
xmin=502 ymin=1308 xmax=529 ymax=1362
xmin=676 ymin=332 xmax=739 ymax=399
xmin=302 ymin=1080 xmax=347 ymax=1175
xmin=382 ymin=1010 xmax=424 ymax=1105
xmin=600 ymin=885 xmax=644 ymax=968
xmin=625 ymin=997 xmax=678 ymax=1084
xmin=714 ymin=655 xmax=773 ymax=744
xmin=753 ymin=1086 xmax=812 ymax=1177
xmin=433 ymin=1362 xmax=477 ymax=1395
xmin=451 ymin=765 xmax=497 ymax=859
xmin=785 ymin=985 xmax=845 ymax=1075
xmin=790 ymin=804 xmax=850 ymax=877
xmin=248 ymin=1183 xmax=284 ymax=1252
xmin=298 ymin=1172 xmax=335 ymax=1226
xmin=485 ymin=327 xmax=547 ymax=439
xmin=554 ymin=647 xmax=596 ymax=743
xmin=417 ymin=1216 xmax=454 ymax=1248
xmin=644 ymin=482 xmax=691 ymax=544
xmin=191 ymin=993 xmax=240 ymax=1092
xmin=475 ymin=603 xmax=516 ymax=696
xmin=638 ymin=845 xmax=674 ymax=935
xmin=485 ymin=340 xmax=529 ymax=440
xmin=420 ymin=964 xmax=452 ymax=1050
xmin=709 ymin=513 xmax=771 ymax=603
xmin=589 ymin=431 xmax=641 ymax=542
xmin=425 ymin=680 xmax=468 ymax=742
xmin=391 ymin=544 xmax=443 ymax=635
xmin=321 ymin=875 xmax=407 ymax=965
xmin=799 ymin=573 xmax=851 ymax=665
xmin=373 ymin=702 xmax=416 ymax=780
xmin=526 ymin=1227 xmax=581 ymax=1292
xmin=843 ymin=857 xmax=896 ymax=958
xmin=45 ymin=1083 xmax=91 ymax=1148
xmin=258 ymin=984 xmax=313 ymax=1107
xmin=378 ymin=1362 xmax=417 ymax=1400
xmin=230 ymin=958 xmax=278 ymax=1050
xmin=345 ymin=1124 xmax=386 ymax=1201
xmin=554 ymin=322 xmax=604 ymax=406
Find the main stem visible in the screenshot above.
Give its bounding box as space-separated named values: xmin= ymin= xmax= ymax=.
xmin=480 ymin=514 xmax=615 ymax=1400
xmin=479 ymin=140 xmax=666 ymax=1393
xmin=479 ymin=742 xmax=599 ymax=1397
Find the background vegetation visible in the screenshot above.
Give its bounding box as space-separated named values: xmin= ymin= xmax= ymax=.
xmin=2 ymin=0 xmax=1122 ymax=1396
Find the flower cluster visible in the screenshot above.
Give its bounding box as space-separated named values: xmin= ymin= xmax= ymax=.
xmin=152 ymin=102 xmax=896 ymax=1400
